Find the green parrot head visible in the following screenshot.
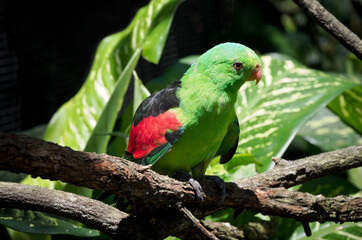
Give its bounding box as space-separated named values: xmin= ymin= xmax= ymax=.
xmin=195 ymin=42 xmax=262 ymax=91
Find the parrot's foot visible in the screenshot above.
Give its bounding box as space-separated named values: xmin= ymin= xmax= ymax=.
xmin=203 ymin=175 xmax=226 ymax=204
xmin=174 ymin=170 xmax=204 ymax=201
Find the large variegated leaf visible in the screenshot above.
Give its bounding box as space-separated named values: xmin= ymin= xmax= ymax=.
xmin=296 ymin=107 xmax=362 ymax=190
xmin=206 ymin=153 xmax=260 ymax=182
xmin=236 ymin=54 xmax=360 ymax=171
xmin=84 ymin=50 xmax=141 ymax=153
xmin=297 ymin=107 xmax=362 ymax=152
xmin=328 ymin=85 xmax=362 ymax=134
xmin=290 ymin=222 xmax=362 ymax=240
xmin=44 ymin=0 xmax=183 ymax=151
xmin=106 ymin=71 xmax=151 ymax=157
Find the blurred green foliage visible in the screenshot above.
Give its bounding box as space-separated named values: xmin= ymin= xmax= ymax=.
xmin=1 ymin=0 xmax=362 ymax=239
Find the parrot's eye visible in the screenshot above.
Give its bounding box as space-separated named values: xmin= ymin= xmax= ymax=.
xmin=233 ymin=62 xmax=243 ymax=70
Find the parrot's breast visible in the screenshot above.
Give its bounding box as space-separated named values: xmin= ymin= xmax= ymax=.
xmin=151 ymin=103 xmax=235 ymax=177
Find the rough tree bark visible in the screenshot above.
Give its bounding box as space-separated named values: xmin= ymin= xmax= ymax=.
xmin=0 ymin=133 xmax=361 ymax=239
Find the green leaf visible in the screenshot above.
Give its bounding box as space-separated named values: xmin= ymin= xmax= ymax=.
xmin=223 ymin=153 xmax=264 ymax=172
xmin=206 ymin=154 xmax=259 ymax=182
xmin=20 ymin=176 xmax=92 ymax=202
xmin=348 ymin=167 xmax=362 ymax=190
xmin=298 ymin=175 xmax=359 ymax=197
xmin=44 ymin=0 xmax=183 ymax=151
xmin=106 ymin=71 xmax=151 ymax=158
xmin=21 ymin=124 xmax=48 ymax=139
xmin=290 ymin=222 xmax=362 ymax=240
xmin=142 ymin=1 xmax=183 ymax=63
xmin=84 ymin=49 xmax=141 ymax=153
xmin=297 ymin=107 xmax=362 ymax=152
xmin=133 ymin=71 xmax=151 ymax=115
xmin=293 ymin=93 xmax=362 ymax=192
xmin=206 ymin=208 xmax=270 ymax=230
xmin=235 ymin=54 xmax=360 ymax=171
xmin=164 ymin=237 xmax=181 ymax=240
xmin=270 ymin=217 xmax=301 ymax=240
xmin=0 ymin=171 xmax=27 ymax=183
xmin=7 ymin=230 xmax=50 ymax=240
xmin=21 ymin=176 xmax=65 ymax=190
xmin=205 ymin=208 xmax=234 ymax=223
xmin=0 ymin=209 xmax=99 ymax=237
xmin=328 ymin=85 xmax=362 ymax=134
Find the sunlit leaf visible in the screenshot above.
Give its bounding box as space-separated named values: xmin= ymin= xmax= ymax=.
xmin=348 ymin=167 xmax=362 ymax=190
xmin=133 ymin=71 xmax=151 ymax=115
xmin=21 ymin=176 xmax=65 ymax=190
xmin=34 ymin=0 xmax=182 ymax=198
xmin=328 ymin=85 xmax=362 ymax=134
xmin=206 ymin=153 xmax=259 ymax=183
xmin=142 ymin=1 xmax=183 ymax=63
xmin=164 ymin=236 xmax=180 ymax=240
xmin=0 ymin=209 xmax=99 ymax=237
xmin=223 ymin=153 xmax=264 ymax=172
xmin=106 ymin=71 xmax=151 ymax=158
xmin=297 ymin=108 xmax=362 ymax=152
xmin=84 ymin=49 xmax=141 ymax=153
xmin=290 ymin=222 xmax=362 ymax=240
xmin=44 ymin=0 xmax=183 ymax=151
xmin=236 ymin=54 xmax=360 ymax=170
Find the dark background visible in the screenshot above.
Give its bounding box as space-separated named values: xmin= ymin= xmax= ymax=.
xmin=0 ymin=0 xmax=360 ymax=133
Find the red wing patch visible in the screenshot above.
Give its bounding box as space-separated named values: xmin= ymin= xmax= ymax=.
xmin=127 ymin=111 xmax=182 ymax=159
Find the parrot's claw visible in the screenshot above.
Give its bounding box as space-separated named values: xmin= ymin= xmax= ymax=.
xmin=174 ymin=170 xmax=204 ymax=201
xmin=188 ymin=177 xmax=204 ymax=201
xmin=174 ymin=171 xmax=226 ymax=203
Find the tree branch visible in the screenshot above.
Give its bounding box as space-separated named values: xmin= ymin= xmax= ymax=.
xmin=292 ymin=0 xmax=362 ymax=60
xmin=0 ymin=181 xmax=247 ymax=240
xmin=0 ymin=133 xmax=196 ymax=207
xmin=0 ymin=133 xmax=361 ymax=238
xmin=0 ymin=181 xmax=160 ymax=239
xmin=237 ymin=146 xmax=362 ymax=189
xmin=225 ymin=186 xmax=362 ymax=223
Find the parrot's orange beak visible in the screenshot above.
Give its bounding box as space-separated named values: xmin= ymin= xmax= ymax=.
xmin=247 ymin=64 xmax=262 ymax=85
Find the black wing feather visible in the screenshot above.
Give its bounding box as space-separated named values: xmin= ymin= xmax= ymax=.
xmin=216 ymin=117 xmax=240 ymax=164
xmin=133 ymin=80 xmax=181 ymax=127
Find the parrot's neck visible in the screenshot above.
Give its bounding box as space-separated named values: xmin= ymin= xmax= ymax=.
xmin=175 ymin=73 xmax=238 ymax=126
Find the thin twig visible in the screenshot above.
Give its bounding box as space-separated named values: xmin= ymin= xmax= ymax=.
xmin=176 ymin=203 xmax=219 ymax=240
